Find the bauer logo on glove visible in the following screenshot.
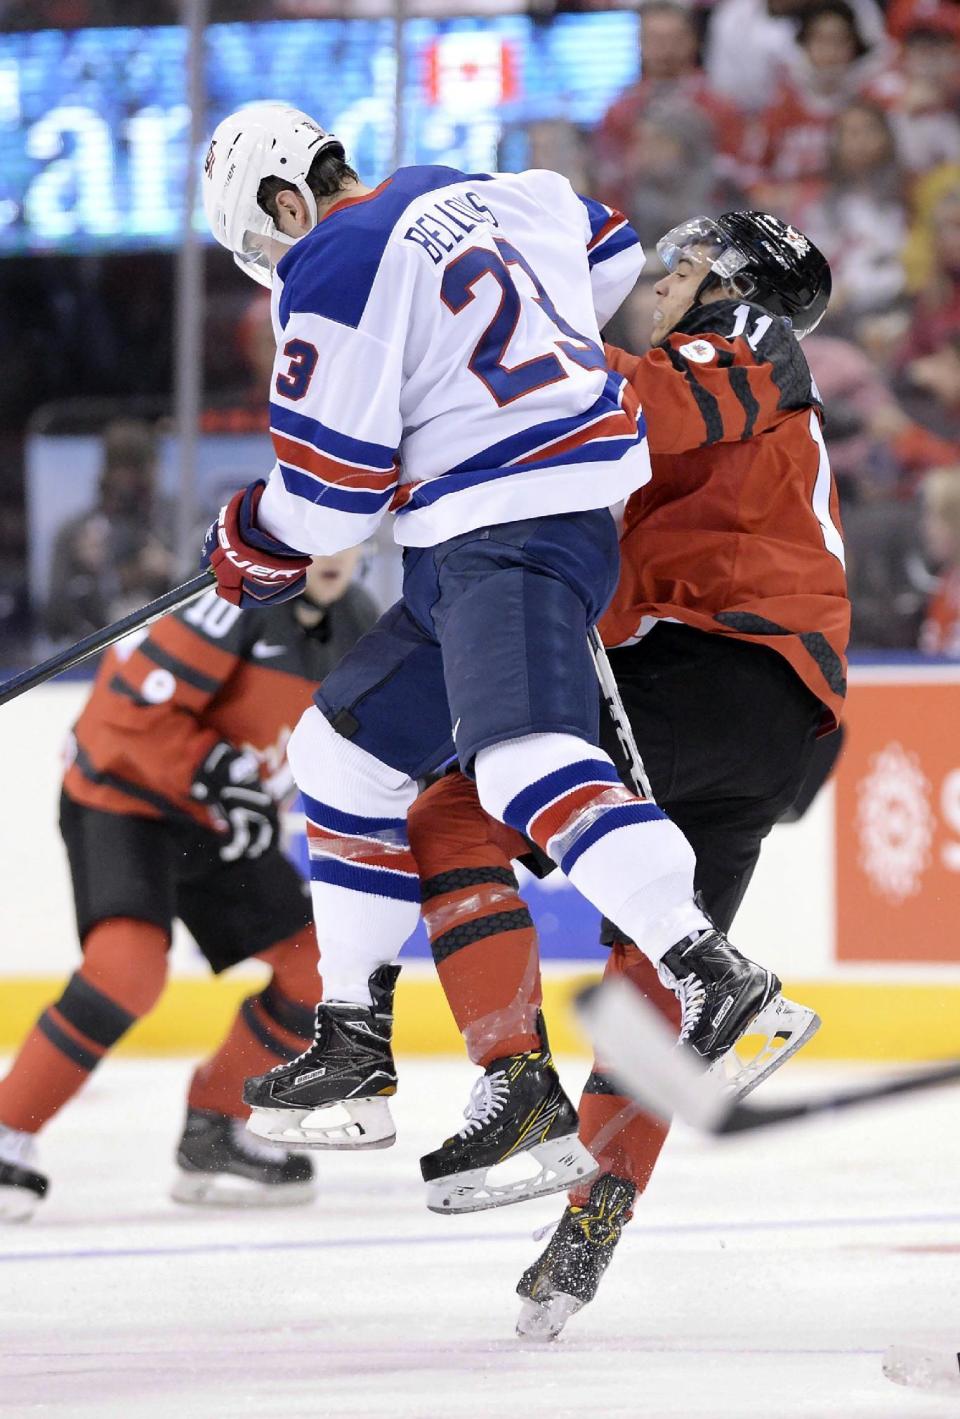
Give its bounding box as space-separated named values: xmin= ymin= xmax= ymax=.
xmin=202 ymin=479 xmax=311 ymax=609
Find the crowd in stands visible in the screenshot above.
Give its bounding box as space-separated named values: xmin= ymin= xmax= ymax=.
xmin=2 ymin=0 xmax=960 ymax=662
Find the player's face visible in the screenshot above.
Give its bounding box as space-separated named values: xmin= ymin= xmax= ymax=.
xmin=304 ymin=547 xmax=362 ymax=606
xmin=651 ymin=252 xmax=707 ymax=341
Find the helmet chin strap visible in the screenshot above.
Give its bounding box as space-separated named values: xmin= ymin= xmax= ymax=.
xmin=690 ymin=268 xmax=725 ymax=313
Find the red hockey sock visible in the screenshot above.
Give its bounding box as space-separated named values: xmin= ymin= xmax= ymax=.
xmin=0 ymin=918 xmax=169 ymax=1134
xmin=409 ymin=774 xmax=543 ymax=1065
xmin=187 ymin=928 xmax=318 ymax=1120
xmin=568 ymin=941 xmax=681 ymax=1208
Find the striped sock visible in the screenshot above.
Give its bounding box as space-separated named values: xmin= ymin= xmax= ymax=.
xmin=0 ymin=971 xmax=140 ymax=1134
xmin=476 ymin=733 xmax=709 ymax=963
xmin=288 ymin=706 xmax=419 ymax=1004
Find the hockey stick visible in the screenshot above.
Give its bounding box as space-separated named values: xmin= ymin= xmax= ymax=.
xmin=0 ymin=569 xmax=216 ymax=708
xmin=574 ymin=976 xmax=960 ymax=1135
xmin=588 ymin=626 xmax=653 ymax=799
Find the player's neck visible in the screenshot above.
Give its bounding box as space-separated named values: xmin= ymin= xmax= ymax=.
xmin=316 ymin=179 xmax=374 ymax=220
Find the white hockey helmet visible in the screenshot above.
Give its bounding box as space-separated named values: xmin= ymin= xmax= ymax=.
xmin=201 ymin=101 xmax=344 ymax=288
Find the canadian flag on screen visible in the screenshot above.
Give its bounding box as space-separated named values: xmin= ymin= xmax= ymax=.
xmin=424 ymin=34 xmax=518 ymax=111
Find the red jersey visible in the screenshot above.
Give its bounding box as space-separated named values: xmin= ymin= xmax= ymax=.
xmin=600 ymin=299 xmax=850 ymax=730
xmin=63 ymin=583 xmax=378 ymax=824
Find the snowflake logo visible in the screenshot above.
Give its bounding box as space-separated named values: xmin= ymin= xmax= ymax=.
xmin=856 ymin=742 xmax=934 ymax=903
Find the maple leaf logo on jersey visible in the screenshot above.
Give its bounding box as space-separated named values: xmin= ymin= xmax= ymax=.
xmin=856 ymin=742 xmax=933 ymax=903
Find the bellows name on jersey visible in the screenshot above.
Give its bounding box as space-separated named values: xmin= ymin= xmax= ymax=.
xmin=403 ymin=191 xmax=499 ymax=265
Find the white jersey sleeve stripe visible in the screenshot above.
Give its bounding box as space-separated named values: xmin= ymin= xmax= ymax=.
xmin=272 ymin=432 xmax=398 ymax=492
xmin=270 ymin=401 xmax=398 ymax=476
xmin=277 ymin=463 xmax=396 ymax=515
xmin=577 ymin=193 xmax=644 ymax=329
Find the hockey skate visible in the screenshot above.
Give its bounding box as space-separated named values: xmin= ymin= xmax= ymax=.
xmin=516 ymin=1172 xmax=635 ymax=1340
xmin=0 ymin=1125 xmax=47 ymax=1222
xmin=171 ymin=1107 xmax=316 ymax=1207
xmin=656 ymin=928 xmax=819 ymax=1097
xmin=420 ymin=1021 xmax=597 ymax=1213
xmin=244 ymin=965 xmax=399 ymax=1150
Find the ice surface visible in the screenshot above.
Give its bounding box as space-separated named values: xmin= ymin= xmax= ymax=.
xmin=2 ymin=1056 xmax=959 ymax=1419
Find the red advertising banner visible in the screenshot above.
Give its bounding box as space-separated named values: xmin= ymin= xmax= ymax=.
xmin=835 ymin=670 xmax=960 ymax=961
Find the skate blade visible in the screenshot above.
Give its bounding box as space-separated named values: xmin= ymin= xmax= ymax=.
xmin=426 ymin=1135 xmax=598 ymax=1215
xmin=170 ymin=1171 xmax=317 ymax=1209
xmin=0 ymin=1188 xmax=42 ymax=1223
xmin=246 ymin=1097 xmax=396 ymax=1151
xmin=882 ymin=1344 xmax=960 ymax=1393
xmin=516 ymin=1292 xmax=583 ymax=1342
xmin=708 ymin=994 xmax=821 ymax=1100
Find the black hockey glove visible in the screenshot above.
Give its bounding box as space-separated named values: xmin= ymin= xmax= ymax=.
xmin=190 ymin=742 xmax=278 ymax=863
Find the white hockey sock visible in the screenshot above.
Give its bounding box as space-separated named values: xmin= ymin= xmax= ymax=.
xmin=475 ymin=733 xmax=709 ymax=965
xmin=287 ymin=706 xmax=419 ymax=1005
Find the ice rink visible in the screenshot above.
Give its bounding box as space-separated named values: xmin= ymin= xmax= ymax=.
xmin=2 ymin=1055 xmax=959 ymax=1419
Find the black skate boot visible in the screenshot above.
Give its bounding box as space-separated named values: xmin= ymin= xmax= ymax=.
xmin=244 ymin=965 xmax=400 ymax=1150
xmin=0 ymin=1125 xmax=48 ymax=1223
xmin=656 ymin=929 xmax=820 ymax=1096
xmin=171 ymin=1107 xmax=316 ymax=1207
xmin=420 ymin=1019 xmax=597 ymax=1213
xmin=515 ymin=1172 xmax=636 ymax=1340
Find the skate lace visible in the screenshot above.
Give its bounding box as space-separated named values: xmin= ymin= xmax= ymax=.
xmin=457 ymin=1070 xmax=511 ymax=1139
xmin=658 ymin=965 xmax=706 ymax=1043
xmin=265 ymin=1008 xmax=325 ymax=1076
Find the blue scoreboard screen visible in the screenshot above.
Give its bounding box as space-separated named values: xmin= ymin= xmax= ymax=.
xmin=0 ymin=14 xmax=639 ymax=254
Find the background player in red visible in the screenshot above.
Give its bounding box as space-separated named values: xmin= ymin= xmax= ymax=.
xmin=0 ymin=551 xmax=376 ymax=1218
xmin=407 ymin=213 xmax=849 ymax=1336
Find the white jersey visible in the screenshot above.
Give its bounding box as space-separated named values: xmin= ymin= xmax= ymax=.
xmin=258 ymin=165 xmax=650 ymax=553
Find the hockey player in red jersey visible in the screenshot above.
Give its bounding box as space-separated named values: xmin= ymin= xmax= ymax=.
xmin=0 ymin=553 xmax=376 ymax=1219
xmin=407 ymin=213 xmax=848 ymax=1335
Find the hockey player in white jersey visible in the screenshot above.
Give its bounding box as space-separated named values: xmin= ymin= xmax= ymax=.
xmin=199 ymin=102 xmax=816 ymax=1201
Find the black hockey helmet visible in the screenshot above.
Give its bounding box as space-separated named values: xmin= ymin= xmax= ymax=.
xmin=656 ymin=211 xmax=832 ymax=338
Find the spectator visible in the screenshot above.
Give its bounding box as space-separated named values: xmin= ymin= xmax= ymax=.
xmin=593 ymin=0 xmax=748 ymax=213
xmin=918 ymin=465 xmax=960 ymax=654
xmin=898 ymin=173 xmax=960 ymax=365
xmin=805 ymin=331 xmax=958 ymax=500
xmin=867 ymin=5 xmax=960 ymax=173
xmin=800 ymin=101 xmax=909 ymax=319
xmin=748 ymin=1 xmax=887 ymax=204
xmin=900 ymin=331 xmax=960 ymax=443
xmin=603 ymin=101 xmax=722 ymax=250
xmin=705 ymin=0 xmax=887 ymax=113
xmin=45 ymin=420 xmax=177 ymax=643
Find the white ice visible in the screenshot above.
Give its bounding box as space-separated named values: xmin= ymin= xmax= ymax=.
xmin=2 ymin=1055 xmax=959 ymax=1419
